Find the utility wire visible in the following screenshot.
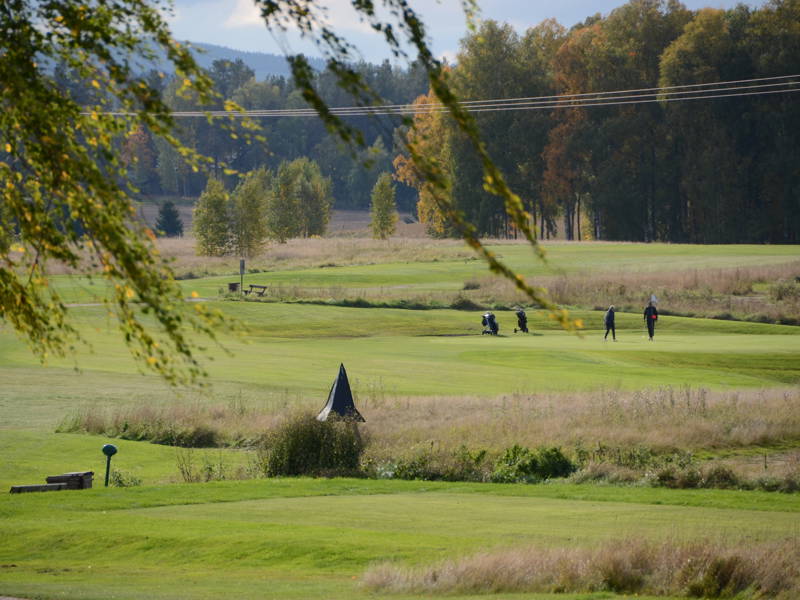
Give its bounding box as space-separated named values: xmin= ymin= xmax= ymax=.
xmin=227 ymin=78 xmax=800 ymax=116
xmin=97 ymin=74 xmax=799 ymax=118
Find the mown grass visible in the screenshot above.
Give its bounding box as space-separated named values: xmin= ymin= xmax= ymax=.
xmin=0 ymin=478 xmax=797 ymax=600
xmin=0 ymin=431 xmax=253 ymax=491
xmin=47 ymin=240 xmax=800 ymax=300
xmin=3 ymin=240 xmax=799 ymax=600
xmin=2 ymin=303 xmax=797 ymax=397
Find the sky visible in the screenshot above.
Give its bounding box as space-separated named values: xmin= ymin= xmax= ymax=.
xmin=169 ymin=0 xmax=765 ymax=63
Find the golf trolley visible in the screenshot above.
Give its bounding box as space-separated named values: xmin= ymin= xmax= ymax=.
xmin=514 ymin=309 xmax=529 ymax=333
xmin=481 ymin=312 xmax=499 ymax=335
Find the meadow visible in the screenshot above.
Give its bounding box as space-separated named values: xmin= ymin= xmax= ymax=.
xmin=1 ymin=238 xmax=799 ymax=600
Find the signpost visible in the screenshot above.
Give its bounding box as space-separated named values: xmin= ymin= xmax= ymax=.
xmin=102 ymin=444 xmax=118 ymax=487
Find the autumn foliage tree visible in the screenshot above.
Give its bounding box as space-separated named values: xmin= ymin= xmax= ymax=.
xmin=393 ymin=89 xmax=453 ymax=237
xmin=370 ymin=172 xmax=398 ymax=239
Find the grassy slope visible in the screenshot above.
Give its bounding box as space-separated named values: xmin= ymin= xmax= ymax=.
xmin=48 ymin=241 xmax=800 ymax=302
xmin=2 ymin=242 xmax=798 ymax=600
xmin=0 ymin=478 xmax=797 ymax=600
xmin=2 ymin=304 xmax=797 ymax=405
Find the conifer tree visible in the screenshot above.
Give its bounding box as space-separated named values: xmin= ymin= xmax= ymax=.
xmin=155 ymin=200 xmax=184 ymax=238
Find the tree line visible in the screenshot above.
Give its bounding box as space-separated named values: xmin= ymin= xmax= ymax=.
xmin=399 ymin=0 xmax=799 ymax=243
xmin=57 ymin=0 xmax=799 ymax=244
xmin=93 ymin=58 xmax=428 ymax=213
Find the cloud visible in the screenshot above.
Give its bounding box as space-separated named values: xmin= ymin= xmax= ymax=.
xmin=224 ymin=0 xmax=263 ymax=29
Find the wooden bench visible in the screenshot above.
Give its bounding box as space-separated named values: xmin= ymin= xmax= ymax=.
xmin=10 ymin=483 xmax=67 ymax=493
xmin=244 ymin=284 xmax=268 ymax=297
xmin=46 ymin=471 xmax=94 ymax=490
xmin=10 ymin=471 xmax=93 ymax=494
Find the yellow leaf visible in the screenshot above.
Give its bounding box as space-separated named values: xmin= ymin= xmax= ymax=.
xmin=4 ymin=143 xmax=10 ymax=153
xmin=146 ymin=356 xmax=157 ymax=366
xmin=91 ymin=80 xmax=100 ymax=89
xmin=190 ymin=291 xmax=199 ymax=298
xmin=125 ymin=287 xmax=135 ymax=299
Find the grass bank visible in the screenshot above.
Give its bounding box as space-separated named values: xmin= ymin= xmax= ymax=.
xmin=1 ymin=478 xmax=797 ymax=600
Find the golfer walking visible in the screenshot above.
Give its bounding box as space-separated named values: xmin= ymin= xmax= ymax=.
xmin=644 ymin=301 xmax=658 ymax=341
xmin=604 ymin=305 xmax=616 ymax=341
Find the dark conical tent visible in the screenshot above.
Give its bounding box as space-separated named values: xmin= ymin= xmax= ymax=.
xmin=316 ymin=363 xmax=365 ymax=422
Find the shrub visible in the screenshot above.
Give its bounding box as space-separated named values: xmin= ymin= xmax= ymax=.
xmin=492 ymin=445 xmax=575 ymax=483
xmin=701 ymin=465 xmax=740 ymax=490
xmin=676 ymin=468 xmax=702 ymax=489
xmin=175 ymin=448 xmax=231 ymax=483
xmin=652 ymin=466 xmax=679 ymax=488
xmin=769 ymin=280 xmax=800 ymax=302
xmin=393 ymin=452 xmax=438 ymax=481
xmin=109 ymin=469 xmax=142 ymax=487
xmin=686 ymin=556 xmax=751 ymax=598
xmin=259 ymin=413 xmax=365 ymax=477
xmin=450 ymin=294 xmax=483 ymax=311
xmin=569 ymin=463 xmax=641 ymax=484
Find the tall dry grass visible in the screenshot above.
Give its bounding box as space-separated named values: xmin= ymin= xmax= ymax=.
xmin=464 ymin=261 xmax=800 ymax=324
xmin=59 ymin=387 xmax=800 ymax=455
xmin=362 ymin=387 xmax=800 ymax=458
xmin=362 ymin=538 xmax=800 ymax=598
xmin=156 ymin=235 xmax=476 ymax=279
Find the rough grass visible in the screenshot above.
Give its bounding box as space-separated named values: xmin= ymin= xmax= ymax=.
xmin=362 ymin=538 xmax=800 ymax=598
xmin=46 ymin=238 xmax=800 ymax=325
xmin=161 ymin=235 xmax=475 ymax=279
xmin=461 ymin=261 xmax=800 ymax=325
xmin=55 ymin=387 xmax=800 ymax=488
xmin=59 ymin=387 xmax=800 ymax=453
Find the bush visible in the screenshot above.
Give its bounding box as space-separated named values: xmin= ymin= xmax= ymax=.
xmin=769 ymin=280 xmax=800 ymax=302
xmin=687 ymin=556 xmax=751 ymax=598
xmin=570 ymin=463 xmax=641 ymax=484
xmin=701 ymin=465 xmax=740 ymax=490
xmin=492 ymin=445 xmax=575 ymax=483
xmin=450 ymin=294 xmax=484 ymax=311
xmin=259 ymin=413 xmax=365 ymax=477
xmin=109 ymin=469 xmax=142 ymax=487
xmin=370 ymin=446 xmax=489 ymax=482
xmin=393 ymin=452 xmax=438 ymax=481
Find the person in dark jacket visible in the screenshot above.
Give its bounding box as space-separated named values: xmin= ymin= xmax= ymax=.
xmin=604 ymin=305 xmax=616 ymax=341
xmin=644 ymin=301 xmax=658 ymax=341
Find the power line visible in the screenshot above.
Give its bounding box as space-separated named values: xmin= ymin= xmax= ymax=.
xmin=240 ymin=78 xmax=800 ymax=116
xmin=97 ymin=74 xmax=799 ymax=118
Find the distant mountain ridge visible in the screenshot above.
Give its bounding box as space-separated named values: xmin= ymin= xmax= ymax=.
xmin=186 ymin=42 xmax=326 ymax=79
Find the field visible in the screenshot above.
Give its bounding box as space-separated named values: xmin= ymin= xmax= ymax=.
xmin=1 ymin=238 xmax=799 ymax=600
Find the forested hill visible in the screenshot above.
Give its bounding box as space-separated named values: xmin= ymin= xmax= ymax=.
xmin=75 ymin=0 xmax=799 ymax=244
xmin=187 ymin=43 xmax=326 ymax=79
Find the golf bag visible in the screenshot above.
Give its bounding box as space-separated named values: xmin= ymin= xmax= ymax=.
xmin=481 ymin=312 xmax=499 ymax=335
xmin=514 ymin=309 xmax=528 ymax=333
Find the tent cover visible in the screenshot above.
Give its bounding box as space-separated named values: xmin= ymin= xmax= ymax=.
xmin=316 ymin=363 xmax=365 ymax=422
